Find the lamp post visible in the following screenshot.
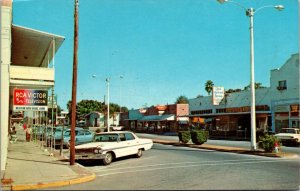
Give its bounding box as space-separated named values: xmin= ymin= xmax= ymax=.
xmin=217 ymin=0 xmax=284 ymax=151
xmin=119 ymin=75 xmax=123 ymax=113
xmin=106 ymin=78 xmax=110 ymax=132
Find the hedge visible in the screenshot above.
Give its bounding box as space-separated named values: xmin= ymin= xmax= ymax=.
xmin=178 ymin=131 xmax=191 ymax=143
xmin=191 ymin=130 xmax=209 ymax=145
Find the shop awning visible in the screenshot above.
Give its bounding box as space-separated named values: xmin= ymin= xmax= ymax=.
xmin=138 ymin=114 xmax=175 ymax=121
xmin=11 ymin=24 xmax=65 ymax=67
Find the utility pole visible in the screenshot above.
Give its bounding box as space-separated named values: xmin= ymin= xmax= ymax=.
xmin=70 ymin=0 xmax=79 ymax=165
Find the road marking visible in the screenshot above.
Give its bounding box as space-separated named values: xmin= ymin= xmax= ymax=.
xmin=96 ymin=158 xmax=296 ymax=177
xmin=93 ymin=158 xmax=294 ymax=173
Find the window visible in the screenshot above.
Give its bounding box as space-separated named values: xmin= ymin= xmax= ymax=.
xmin=119 ymin=133 xmax=126 ymax=141
xmin=125 ymin=133 xmax=135 ymax=141
xmin=277 ymin=80 xmax=287 ymax=90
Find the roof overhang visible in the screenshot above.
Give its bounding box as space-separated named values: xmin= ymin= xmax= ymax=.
xmin=11 ymin=24 xmax=65 ymax=67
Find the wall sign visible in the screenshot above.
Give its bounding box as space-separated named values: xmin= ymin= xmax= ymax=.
xmin=13 ymin=89 xmax=48 ymax=111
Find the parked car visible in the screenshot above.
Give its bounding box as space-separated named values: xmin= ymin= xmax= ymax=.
xmin=74 ymin=131 xmax=153 ymax=165
xmin=47 ymin=126 xmax=69 ymax=147
xmin=64 ymin=128 xmax=94 ymax=147
xmin=274 ymin=128 xmax=300 ymax=146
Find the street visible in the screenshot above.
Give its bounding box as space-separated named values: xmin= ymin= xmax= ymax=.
xmin=45 ymin=143 xmax=299 ymax=190
xmin=137 ymin=133 xmax=300 ymax=155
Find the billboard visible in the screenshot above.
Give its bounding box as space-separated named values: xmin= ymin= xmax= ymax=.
xmin=13 ymin=89 xmax=48 ymax=111
xmin=212 ymin=86 xmax=225 ymax=106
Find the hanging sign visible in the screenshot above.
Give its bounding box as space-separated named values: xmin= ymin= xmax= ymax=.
xmin=13 ymin=89 xmax=48 ymax=111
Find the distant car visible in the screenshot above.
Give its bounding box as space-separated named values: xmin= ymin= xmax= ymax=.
xmin=74 ymin=131 xmax=153 ymax=165
xmin=110 ymin=125 xmax=124 ymax=131
xmin=274 ymin=128 xmax=300 ymax=146
xmin=64 ymin=128 xmax=94 ymax=147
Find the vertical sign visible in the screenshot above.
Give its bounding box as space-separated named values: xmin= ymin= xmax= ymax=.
xmin=212 ymin=86 xmax=225 ymax=105
xmin=13 ymin=89 xmax=48 ymax=111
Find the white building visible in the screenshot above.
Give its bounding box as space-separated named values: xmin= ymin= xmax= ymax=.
xmin=189 ymin=53 xmax=299 ymax=138
xmin=1 ymin=0 xmax=64 ymax=172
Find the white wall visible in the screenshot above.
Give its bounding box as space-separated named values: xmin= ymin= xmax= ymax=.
xmin=1 ymin=2 xmax=12 ymax=172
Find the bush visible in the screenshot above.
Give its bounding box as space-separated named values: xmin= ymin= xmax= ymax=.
xmin=257 ymin=134 xmax=281 ymax=152
xmin=191 ymin=130 xmax=209 ymax=145
xmin=178 ymin=131 xmax=191 ymax=143
xmin=95 ymin=128 xmax=101 ymax=133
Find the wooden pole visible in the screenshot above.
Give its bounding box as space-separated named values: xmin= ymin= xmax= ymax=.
xmin=70 ymin=0 xmax=79 ymax=165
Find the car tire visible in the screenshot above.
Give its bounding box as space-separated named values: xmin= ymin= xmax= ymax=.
xmin=103 ymin=152 xmax=113 ymax=165
xmin=136 ymin=149 xmax=143 ymax=158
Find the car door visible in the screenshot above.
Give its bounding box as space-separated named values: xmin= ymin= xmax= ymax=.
xmin=75 ymin=130 xmax=85 ymax=145
xmin=83 ymin=130 xmax=93 ymax=144
xmin=124 ymin=132 xmax=137 ymax=155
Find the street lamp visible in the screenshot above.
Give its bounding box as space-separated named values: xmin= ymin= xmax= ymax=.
xmin=106 ymin=77 xmax=110 ymax=132
xmin=119 ymin=75 xmax=123 ymax=113
xmin=217 ymin=0 xmax=284 ymax=151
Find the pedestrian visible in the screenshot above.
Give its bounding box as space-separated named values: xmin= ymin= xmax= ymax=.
xmin=26 ymin=125 xmax=32 ymax=142
xmin=23 ymin=123 xmax=27 ymax=131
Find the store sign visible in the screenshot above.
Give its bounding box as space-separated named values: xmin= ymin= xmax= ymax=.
xmin=156 ymin=105 xmax=167 ymax=111
xmin=13 ymin=89 xmax=48 ymax=111
xmin=212 ymin=86 xmax=224 ymax=105
xmin=48 ymin=95 xmax=57 ymax=108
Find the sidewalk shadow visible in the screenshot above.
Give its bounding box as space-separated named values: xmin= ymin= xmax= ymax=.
xmin=7 ymin=157 xmax=70 ymax=166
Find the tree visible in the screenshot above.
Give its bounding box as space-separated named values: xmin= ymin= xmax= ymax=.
xmin=205 ymin=80 xmax=214 ymax=95
xmin=66 ymin=99 xmax=128 ymax=123
xmin=176 ymin=95 xmax=189 ymax=104
xmin=244 ymin=82 xmax=266 ymax=90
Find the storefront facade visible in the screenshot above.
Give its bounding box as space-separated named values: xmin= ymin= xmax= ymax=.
xmin=126 ymin=104 xmax=189 ymax=133
xmin=189 ymin=53 xmax=299 ymax=138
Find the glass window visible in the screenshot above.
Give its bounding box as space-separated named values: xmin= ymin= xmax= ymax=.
xmin=119 ymin=133 xmax=126 ymax=141
xmin=125 ymin=133 xmax=135 ymax=141
xmin=278 ymin=80 xmax=287 ymax=88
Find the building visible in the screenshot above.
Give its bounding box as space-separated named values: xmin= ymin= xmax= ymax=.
xmin=189 ymin=53 xmax=299 ymax=139
xmin=1 ymin=0 xmax=64 ymax=172
xmin=85 ymin=111 xmax=121 ymax=129
xmin=126 ymin=104 xmax=189 ymax=133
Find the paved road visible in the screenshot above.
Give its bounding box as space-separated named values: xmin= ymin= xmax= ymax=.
xmin=45 ymin=143 xmax=299 ymax=190
xmin=137 ymin=133 xmax=300 ymax=155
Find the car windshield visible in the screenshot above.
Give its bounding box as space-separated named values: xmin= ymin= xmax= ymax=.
xmin=281 ymin=129 xmax=297 ymax=134
xmin=94 ymin=134 xmax=118 ymax=142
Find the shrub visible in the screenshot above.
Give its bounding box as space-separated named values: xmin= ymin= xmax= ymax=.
xmin=95 ymin=128 xmax=101 ymax=133
xmin=178 ymin=131 xmax=191 ymax=143
xmin=257 ymin=134 xmax=281 ymax=152
xmin=191 ymin=130 xmax=209 ymax=145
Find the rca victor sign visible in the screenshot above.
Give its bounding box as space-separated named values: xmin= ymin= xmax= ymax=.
xmin=13 ymin=89 xmax=48 ymax=111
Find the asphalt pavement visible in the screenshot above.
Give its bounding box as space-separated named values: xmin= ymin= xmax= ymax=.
xmin=1 ymin=130 xmax=298 ymax=190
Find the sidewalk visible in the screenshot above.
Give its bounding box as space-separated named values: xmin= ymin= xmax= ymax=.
xmin=1 ymin=129 xmax=95 ymax=191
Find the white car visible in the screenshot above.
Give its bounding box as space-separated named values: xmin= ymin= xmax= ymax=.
xmin=274 ymin=128 xmax=300 ymax=146
xmin=74 ymin=131 xmax=153 ymax=165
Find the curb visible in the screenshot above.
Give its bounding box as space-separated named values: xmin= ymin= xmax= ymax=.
xmin=152 ymin=139 xmax=299 ymax=159
xmin=10 ymin=164 xmax=96 ymax=191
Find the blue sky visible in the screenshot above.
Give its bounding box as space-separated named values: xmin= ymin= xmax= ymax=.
xmin=12 ymin=0 xmax=299 ymax=111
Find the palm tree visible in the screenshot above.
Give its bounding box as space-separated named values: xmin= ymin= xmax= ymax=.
xmin=175 ymin=95 xmax=189 ymax=104
xmin=205 ymin=80 xmax=214 ymax=95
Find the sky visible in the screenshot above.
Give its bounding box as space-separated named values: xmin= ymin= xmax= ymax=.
xmin=12 ymin=0 xmax=299 ymax=111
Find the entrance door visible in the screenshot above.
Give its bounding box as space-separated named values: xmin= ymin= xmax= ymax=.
xmin=291 ymin=119 xmax=299 ymax=128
